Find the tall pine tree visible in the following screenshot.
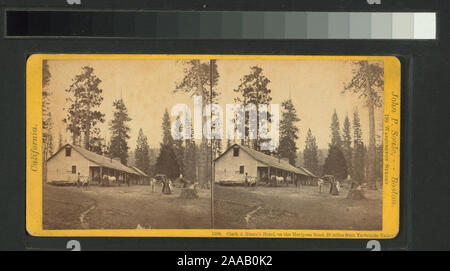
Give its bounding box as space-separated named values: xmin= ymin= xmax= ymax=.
xmin=174 ymin=139 xmax=185 ymax=176
xmin=155 ymin=108 xmax=180 ymax=179
xmin=330 ymin=109 xmax=342 ymax=148
xmin=344 ymin=61 xmax=383 ymax=190
xmin=278 ymin=99 xmax=300 ymax=165
xmin=303 ymin=129 xmax=319 ymax=175
xmin=323 ymin=146 xmax=348 ymax=181
xmin=324 ymin=110 xmax=348 ymax=180
xmin=352 ymin=110 xmax=366 ymax=185
xmin=183 ymin=140 xmax=197 ymax=182
xmin=58 ymin=130 xmax=63 ymax=150
xmin=182 ymin=115 xmax=197 ymax=182
xmin=234 ymin=66 xmax=272 ymax=151
xmin=342 ymin=114 xmax=353 ymax=178
xmin=174 ymin=59 xmax=220 ymax=188
xmin=108 ymin=98 xmax=131 ymax=164
xmin=172 ymin=116 xmax=185 ymax=175
xmin=135 ymin=128 xmax=151 ymax=174
xmin=42 ymin=60 xmax=53 ymax=182
xmin=64 ymin=66 xmax=105 ymax=150
xmin=89 ymin=127 xmax=105 ymax=155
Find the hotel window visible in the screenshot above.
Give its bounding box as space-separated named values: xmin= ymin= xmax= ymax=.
xmin=233 ymin=148 xmax=239 ymax=157
xmin=239 ymin=166 xmax=244 ymax=174
xmin=65 ymin=147 xmax=71 ymax=157
xmin=72 ymin=166 xmax=76 ymax=174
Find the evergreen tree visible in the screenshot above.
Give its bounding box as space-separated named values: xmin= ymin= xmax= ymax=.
xmin=278 ymin=99 xmax=300 ymax=165
xmin=183 ymin=118 xmax=197 ymax=182
xmin=89 ymin=127 xmax=105 ymax=155
xmin=148 ymin=148 xmax=158 ymax=176
xmin=342 ymin=114 xmax=353 ymax=177
xmin=174 ymin=138 xmax=185 ymax=176
xmin=64 ymin=66 xmax=105 ymax=149
xmin=303 ymin=129 xmax=319 ymax=174
xmin=323 ymin=145 xmax=348 ymax=181
xmin=47 ymin=124 xmax=54 ymax=157
xmin=108 ymin=98 xmax=131 ymax=164
xmin=58 ymin=131 xmax=63 ymax=149
xmin=172 ymin=116 xmax=185 ymax=175
xmin=174 ymin=59 xmax=220 ymax=188
xmin=205 ymin=141 xmax=213 ymax=185
xmin=352 ymin=110 xmax=366 ymax=185
xmin=344 ymin=61 xmax=384 ymax=190
xmin=42 ymin=60 xmax=53 ymax=152
xmin=212 ymin=139 xmax=222 ymax=159
xmin=135 ymin=128 xmax=151 ymax=174
xmin=330 ymin=109 xmax=342 ymax=148
xmin=155 ymin=144 xmax=180 ymax=179
xmin=161 ymin=109 xmax=173 ymax=146
xmin=211 ymin=104 xmax=222 ymax=159
xmin=42 ymin=60 xmax=53 ymax=182
xmin=183 ymin=139 xmax=197 ymax=182
xmin=375 ymin=142 xmax=383 ymax=186
xmin=324 ymin=110 xmax=348 ymax=180
xmin=234 ymin=66 xmax=272 ymax=151
xmin=42 ymin=60 xmax=52 ymax=137
xmin=156 ymin=109 xmax=180 ymax=179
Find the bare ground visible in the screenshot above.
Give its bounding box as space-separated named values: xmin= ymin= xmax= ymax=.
xmin=43 ymin=182 xmax=382 ymax=231
xmin=213 ymin=184 xmax=382 ymax=230
xmin=43 ymin=183 xmax=212 ymax=230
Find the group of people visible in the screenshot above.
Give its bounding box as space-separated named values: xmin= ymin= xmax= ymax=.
xmin=157 ymin=174 xmax=199 ymax=199
xmin=153 ymin=173 xmax=192 ymax=195
xmin=149 ymin=177 xmax=173 ymax=194
xmin=317 ymin=176 xmax=341 ymax=195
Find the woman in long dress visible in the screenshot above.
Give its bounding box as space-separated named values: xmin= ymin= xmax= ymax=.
xmin=329 ymin=179 xmax=339 ymax=195
xmin=162 ymin=178 xmax=172 ymax=194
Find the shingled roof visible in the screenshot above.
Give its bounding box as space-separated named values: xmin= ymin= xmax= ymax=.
xmin=298 ymin=166 xmax=317 ymax=178
xmin=216 ymin=144 xmax=316 ymax=177
xmin=130 ymin=166 xmax=148 ymax=177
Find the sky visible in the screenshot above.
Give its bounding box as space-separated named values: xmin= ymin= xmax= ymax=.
xmin=46 ymin=58 xmax=383 ymax=151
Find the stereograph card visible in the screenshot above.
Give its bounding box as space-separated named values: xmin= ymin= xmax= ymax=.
xmin=26 ymin=54 xmax=401 ymax=239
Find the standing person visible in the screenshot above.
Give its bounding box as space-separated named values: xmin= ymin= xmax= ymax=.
xmin=150 ymin=178 xmax=156 ymax=193
xmin=179 ymin=173 xmax=188 ymax=188
xmin=317 ymin=178 xmax=324 ymax=193
xmin=244 ymin=173 xmax=248 ymax=188
xmin=329 ymin=178 xmax=339 ymax=195
xmin=76 ymin=172 xmax=81 ymax=188
xmin=162 ymin=177 xmax=172 ymax=195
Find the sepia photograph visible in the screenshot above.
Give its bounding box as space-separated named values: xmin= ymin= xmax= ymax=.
xmin=39 ymin=56 xmax=384 ymax=232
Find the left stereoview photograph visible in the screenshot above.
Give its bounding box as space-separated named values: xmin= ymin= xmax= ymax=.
xmin=33 ymin=58 xmax=215 ymax=231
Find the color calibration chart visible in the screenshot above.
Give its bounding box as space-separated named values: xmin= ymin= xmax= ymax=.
xmin=7 ymin=11 xmax=436 ymax=39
